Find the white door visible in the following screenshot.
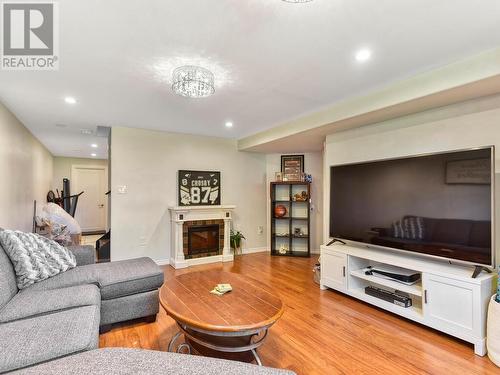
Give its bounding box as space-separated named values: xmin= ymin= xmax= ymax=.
xmin=321 ymin=250 xmax=347 ymax=292
xmin=72 ymin=166 xmax=108 ymax=233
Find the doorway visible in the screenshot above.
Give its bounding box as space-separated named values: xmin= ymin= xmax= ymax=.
xmin=71 ymin=165 xmax=108 ymax=233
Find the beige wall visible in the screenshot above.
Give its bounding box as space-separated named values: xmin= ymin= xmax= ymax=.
xmin=324 ymin=94 xmax=500 ymax=265
xmin=266 ymin=153 xmax=323 ymax=254
xmin=52 ymin=157 xmax=108 ymax=192
xmin=0 ymin=102 xmax=53 ymax=232
xmin=110 ymin=127 xmax=267 ymax=263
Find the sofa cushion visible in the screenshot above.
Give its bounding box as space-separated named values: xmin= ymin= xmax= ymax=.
xmin=12 ymin=348 xmax=296 ymax=375
xmin=95 ymin=257 xmax=164 ymax=300
xmin=68 ymin=245 xmax=96 ymax=266
xmin=100 ymin=290 xmax=159 ymax=326
xmin=25 ymin=258 xmax=163 ymax=301
xmin=0 ymin=230 xmax=76 ymax=289
xmin=0 ymin=241 xmax=18 ymax=309
xmin=0 ymin=284 xmax=100 ymax=323
xmin=25 ymin=263 xmax=99 ymax=292
xmin=0 ymin=305 xmax=100 ymax=373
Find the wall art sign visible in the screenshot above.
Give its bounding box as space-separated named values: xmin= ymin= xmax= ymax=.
xmin=178 ymin=170 xmax=221 ymax=206
xmin=445 ymin=158 xmax=491 ymax=184
xmin=281 ymin=155 xmax=304 ymax=181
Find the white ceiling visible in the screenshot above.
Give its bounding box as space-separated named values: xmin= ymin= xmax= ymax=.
xmin=1 ymin=0 xmax=500 ymax=158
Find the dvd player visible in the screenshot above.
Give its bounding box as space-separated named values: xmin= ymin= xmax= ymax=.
xmin=365 ymin=265 xmax=420 ymax=283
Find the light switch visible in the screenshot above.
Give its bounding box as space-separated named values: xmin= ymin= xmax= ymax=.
xmin=117 ymin=185 xmax=127 ymax=194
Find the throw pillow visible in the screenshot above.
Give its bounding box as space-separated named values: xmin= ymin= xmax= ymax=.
xmin=392 ymin=216 xmax=425 ymax=240
xmin=0 ymin=230 xmax=76 ymax=289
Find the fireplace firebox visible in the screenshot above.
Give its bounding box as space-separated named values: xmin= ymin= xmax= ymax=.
xmin=187 ymin=224 xmax=220 ymax=258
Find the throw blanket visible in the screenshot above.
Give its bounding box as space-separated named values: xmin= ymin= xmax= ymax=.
xmin=0 ymin=230 xmax=76 ymax=289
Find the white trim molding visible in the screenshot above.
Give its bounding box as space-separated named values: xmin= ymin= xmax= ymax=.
xmin=154 ymin=258 xmax=170 ymax=266
xmin=241 ymin=247 xmax=268 ymax=255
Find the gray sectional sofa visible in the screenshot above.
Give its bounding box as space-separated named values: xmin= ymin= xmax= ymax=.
xmin=0 ymin=241 xmax=294 ymax=374
xmin=0 ymin=243 xmax=163 ymax=373
xmin=11 ymin=348 xmax=295 ymax=374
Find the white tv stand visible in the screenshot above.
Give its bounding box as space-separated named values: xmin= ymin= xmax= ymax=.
xmin=320 ymin=243 xmax=496 ymax=356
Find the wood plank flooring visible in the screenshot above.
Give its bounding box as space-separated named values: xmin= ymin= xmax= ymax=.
xmin=99 ymin=253 xmax=499 ymax=374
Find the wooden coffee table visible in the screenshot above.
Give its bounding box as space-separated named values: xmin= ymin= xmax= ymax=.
xmin=160 ymin=270 xmax=284 ymax=366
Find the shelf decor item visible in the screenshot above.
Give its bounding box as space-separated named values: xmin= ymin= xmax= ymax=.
xmin=274 ymin=205 xmax=287 ymax=218
xmin=487 ymin=267 xmax=500 ymax=366
xmin=275 ymin=172 xmax=283 ymax=182
xmin=230 ymin=230 xmax=245 ymax=257
xmin=281 ymin=155 xmax=304 ymax=182
xmin=270 ymin=181 xmax=311 ymax=258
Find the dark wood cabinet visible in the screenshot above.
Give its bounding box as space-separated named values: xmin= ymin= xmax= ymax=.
xmin=270 ymin=182 xmax=311 ymax=257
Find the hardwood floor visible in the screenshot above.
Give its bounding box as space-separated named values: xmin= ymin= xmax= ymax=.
xmin=99 ymin=253 xmax=498 ymax=374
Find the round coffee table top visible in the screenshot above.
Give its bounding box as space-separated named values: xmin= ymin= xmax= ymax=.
xmin=160 ymin=270 xmax=284 ymax=333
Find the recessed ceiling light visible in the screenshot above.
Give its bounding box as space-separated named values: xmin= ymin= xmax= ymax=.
xmin=355 ymin=49 xmax=372 ymax=62
xmin=225 ymin=121 xmax=233 ymax=128
xmin=90 ymin=144 xmax=98 ymax=148
xmin=91 ymin=153 xmax=97 ymax=157
xmin=80 ymin=129 xmax=93 ymax=135
xmin=64 ymin=97 xmax=77 ymax=104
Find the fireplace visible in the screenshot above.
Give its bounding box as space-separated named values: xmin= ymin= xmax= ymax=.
xmin=169 ymin=205 xmax=235 ymax=269
xmin=188 ymin=224 xmax=219 ymax=256
xmin=183 ymin=220 xmax=224 ymax=260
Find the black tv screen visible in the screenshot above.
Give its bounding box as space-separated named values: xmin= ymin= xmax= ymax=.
xmin=330 ymin=147 xmax=494 ymax=266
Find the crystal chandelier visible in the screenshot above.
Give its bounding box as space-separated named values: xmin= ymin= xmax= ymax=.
xmin=172 ymin=66 xmax=215 ymax=98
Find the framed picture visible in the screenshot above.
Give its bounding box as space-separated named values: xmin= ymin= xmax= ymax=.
xmin=445 ymin=158 xmax=491 ymax=184
xmin=281 ymin=155 xmax=304 ymax=182
xmin=178 ymin=170 xmax=221 ymax=206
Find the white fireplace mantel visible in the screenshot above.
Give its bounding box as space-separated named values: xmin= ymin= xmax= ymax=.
xmin=168 ymin=205 xmax=236 ymax=269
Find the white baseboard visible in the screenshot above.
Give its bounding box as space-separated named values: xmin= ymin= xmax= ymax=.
xmin=242 ymin=247 xmax=269 ymax=254
xmin=154 ymin=258 xmax=170 ymax=266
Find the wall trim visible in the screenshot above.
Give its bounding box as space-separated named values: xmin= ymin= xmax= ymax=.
xmin=242 ymin=247 xmax=269 ymax=254
xmin=155 ymin=258 xmax=170 ymax=266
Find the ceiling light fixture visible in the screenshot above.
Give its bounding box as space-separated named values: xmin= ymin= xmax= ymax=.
xmin=225 ymin=121 xmax=233 ymax=128
xmin=91 ymin=153 xmax=97 ymax=157
xmin=90 ymin=144 xmax=98 ymax=148
xmin=355 ymin=48 xmax=372 ymax=62
xmin=64 ymin=97 xmax=77 ymax=104
xmin=172 ymin=65 xmax=215 ymax=98
xmin=282 ymin=0 xmax=313 ymax=2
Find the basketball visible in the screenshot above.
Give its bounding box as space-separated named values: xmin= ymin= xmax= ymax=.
xmin=274 ymin=205 xmax=287 ymax=218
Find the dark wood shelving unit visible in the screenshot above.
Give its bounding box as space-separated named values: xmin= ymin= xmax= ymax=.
xmin=270 ymin=181 xmax=311 ymax=257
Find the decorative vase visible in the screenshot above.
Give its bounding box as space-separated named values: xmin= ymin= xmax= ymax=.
xmin=233 ymin=246 xmax=242 ymax=256
xmin=274 ymin=205 xmax=287 ymax=218
xmin=487 ymin=294 xmax=500 ymax=366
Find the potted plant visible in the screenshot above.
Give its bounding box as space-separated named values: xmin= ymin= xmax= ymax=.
xmin=230 ymin=230 xmax=245 ymax=256
xmin=487 ymin=267 xmax=500 ymax=366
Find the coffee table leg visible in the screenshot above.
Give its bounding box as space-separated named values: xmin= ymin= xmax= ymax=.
xmin=177 ymin=343 xmax=192 ymax=354
xmin=252 ymin=349 xmax=262 ymax=366
xmin=168 ymin=330 xmax=182 ymax=352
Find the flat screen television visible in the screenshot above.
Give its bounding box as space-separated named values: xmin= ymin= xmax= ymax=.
xmin=329 ymin=147 xmax=494 ymax=267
